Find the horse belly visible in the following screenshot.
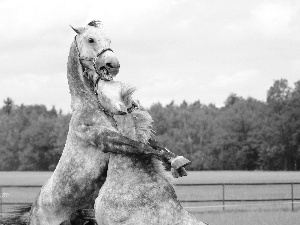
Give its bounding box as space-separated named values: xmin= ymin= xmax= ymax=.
xmin=55 ymin=140 xmax=108 ymax=207
xmin=38 ymin=135 xmax=109 ymax=217
xmin=95 ymin=173 xmax=183 ymax=225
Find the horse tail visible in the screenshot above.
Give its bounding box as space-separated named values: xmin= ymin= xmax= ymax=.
xmin=0 ymin=204 xmax=31 ymax=225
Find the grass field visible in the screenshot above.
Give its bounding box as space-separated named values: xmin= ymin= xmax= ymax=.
xmin=1 ymin=171 xmax=300 ymax=225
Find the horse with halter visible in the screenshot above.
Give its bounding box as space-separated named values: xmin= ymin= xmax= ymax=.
xmin=0 ymin=20 xmax=190 ymax=225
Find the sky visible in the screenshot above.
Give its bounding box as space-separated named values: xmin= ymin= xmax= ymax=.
xmin=0 ymin=0 xmax=300 ymax=113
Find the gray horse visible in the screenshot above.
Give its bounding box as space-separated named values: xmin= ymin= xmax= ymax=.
xmin=26 ymin=20 xmax=189 ymax=225
xmin=94 ymin=80 xmax=208 ymax=225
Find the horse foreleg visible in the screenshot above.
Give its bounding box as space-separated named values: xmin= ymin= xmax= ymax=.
xmin=93 ymin=128 xmax=190 ymax=170
xmin=29 ymin=179 xmax=69 ymax=225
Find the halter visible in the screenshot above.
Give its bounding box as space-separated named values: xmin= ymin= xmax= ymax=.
xmin=74 ymin=36 xmax=113 ymax=78
xmin=74 ymin=35 xmax=118 ymax=124
xmin=80 ymin=47 xmax=114 ymax=77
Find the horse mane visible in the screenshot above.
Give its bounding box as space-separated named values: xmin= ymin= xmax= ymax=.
xmin=152 ymin=158 xmax=174 ymax=185
xmin=120 ymin=83 xmax=136 ymax=107
xmin=88 ymin=20 xmax=102 ymax=28
xmin=117 ymin=110 xmax=174 ymax=185
xmin=67 ymin=41 xmax=85 ymax=95
xmin=67 ymin=40 xmax=99 ymax=111
xmin=107 ymin=82 xmax=174 ymax=185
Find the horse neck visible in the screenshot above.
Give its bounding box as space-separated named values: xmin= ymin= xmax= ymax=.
xmin=107 ymin=154 xmax=156 ymax=180
xmin=107 ymin=153 xmax=173 ymax=187
xmin=67 ymin=41 xmax=98 ymax=111
xmin=106 ymin=113 xmax=171 ymax=182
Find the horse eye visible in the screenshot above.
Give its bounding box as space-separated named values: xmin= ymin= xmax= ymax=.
xmin=88 ymin=38 xmax=95 ymax=43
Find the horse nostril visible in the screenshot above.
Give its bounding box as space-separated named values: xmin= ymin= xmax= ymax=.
xmin=106 ymin=63 xmax=114 ymax=68
xmin=106 ymin=59 xmax=120 ymax=69
xmin=106 ymin=62 xmax=120 ymax=69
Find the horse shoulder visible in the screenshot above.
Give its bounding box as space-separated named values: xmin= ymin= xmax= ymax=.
xmin=68 ymin=107 xmax=114 ymax=147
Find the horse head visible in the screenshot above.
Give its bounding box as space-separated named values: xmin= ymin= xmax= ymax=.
xmin=71 ymin=20 xmax=120 ymax=86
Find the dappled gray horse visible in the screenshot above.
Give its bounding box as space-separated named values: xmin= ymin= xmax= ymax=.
xmin=27 ymin=20 xmax=189 ymax=225
xmin=94 ymin=80 xmax=207 ymax=225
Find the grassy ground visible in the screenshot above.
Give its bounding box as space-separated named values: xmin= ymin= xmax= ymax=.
xmin=174 ymin=170 xmax=300 ymax=184
xmin=1 ymin=171 xmax=300 ymax=225
xmin=193 ymin=210 xmax=300 ymax=225
xmin=0 ymin=171 xmax=51 ymax=186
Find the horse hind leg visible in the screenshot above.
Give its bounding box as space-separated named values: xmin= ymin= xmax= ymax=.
xmin=29 ymin=201 xmax=67 ymax=225
xmin=29 ymin=187 xmax=68 ymax=225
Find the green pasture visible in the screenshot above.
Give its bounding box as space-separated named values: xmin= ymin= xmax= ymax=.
xmin=1 ymin=171 xmax=300 ymax=225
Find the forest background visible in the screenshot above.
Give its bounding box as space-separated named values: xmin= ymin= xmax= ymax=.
xmin=0 ymin=78 xmax=299 ymax=171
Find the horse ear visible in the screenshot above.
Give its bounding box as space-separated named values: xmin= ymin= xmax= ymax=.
xmin=121 ymin=84 xmax=136 ymax=99
xmin=70 ymin=25 xmax=84 ymax=34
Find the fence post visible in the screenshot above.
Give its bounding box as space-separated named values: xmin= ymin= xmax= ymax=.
xmin=0 ymin=186 xmax=2 ymax=215
xmin=291 ymin=183 xmax=294 ymax=212
xmin=222 ymin=184 xmax=225 ymax=211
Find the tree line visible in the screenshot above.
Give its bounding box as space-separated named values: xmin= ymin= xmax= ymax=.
xmin=0 ymin=79 xmax=299 ymax=171
xmin=0 ymin=100 xmax=71 ymax=171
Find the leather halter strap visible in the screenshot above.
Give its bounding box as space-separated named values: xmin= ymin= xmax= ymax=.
xmin=74 ymin=36 xmax=118 ymax=124
xmin=74 ymin=36 xmax=113 ymax=77
xmin=81 ymin=47 xmax=114 ymax=75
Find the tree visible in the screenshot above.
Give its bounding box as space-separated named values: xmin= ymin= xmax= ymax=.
xmin=213 ymin=98 xmax=265 ymax=170
xmin=263 ymin=79 xmax=299 ymax=170
xmin=267 ymin=79 xmax=291 ymax=104
xmin=3 ymin=97 xmax=13 ymax=114
xmin=0 ymin=101 xmax=70 ymax=171
xmin=286 ymin=81 xmax=300 ymax=169
xmin=224 ymin=93 xmax=243 ymax=107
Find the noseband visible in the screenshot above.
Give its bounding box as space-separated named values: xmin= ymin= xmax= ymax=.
xmin=85 ymin=47 xmax=114 ymax=75
xmin=74 ymin=36 xmax=113 ymax=80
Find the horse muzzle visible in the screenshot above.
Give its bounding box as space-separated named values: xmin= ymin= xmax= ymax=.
xmin=95 ymin=50 xmax=120 ymax=80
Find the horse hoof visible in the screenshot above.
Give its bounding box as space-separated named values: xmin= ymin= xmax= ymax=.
xmin=179 ymin=167 xmax=188 ymax=176
xmin=170 ymin=156 xmax=191 ymax=170
xmin=171 ymin=167 xmax=188 ymax=178
xmin=171 ymin=168 xmax=180 ymax=178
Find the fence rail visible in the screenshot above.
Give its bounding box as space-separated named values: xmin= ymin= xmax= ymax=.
xmin=1 ymin=182 xmax=300 ymax=214
xmin=176 ymin=182 xmax=300 ymax=211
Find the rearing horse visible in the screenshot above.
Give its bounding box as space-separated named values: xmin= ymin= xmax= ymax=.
xmin=94 ymin=80 xmax=208 ymax=225
xmin=26 ymin=20 xmax=189 ymax=225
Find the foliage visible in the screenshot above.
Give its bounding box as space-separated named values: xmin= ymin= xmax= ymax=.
xmin=0 ymin=78 xmax=299 ymax=171
xmin=0 ymin=103 xmax=71 ymax=171
xmin=149 ymin=79 xmax=300 ymax=171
